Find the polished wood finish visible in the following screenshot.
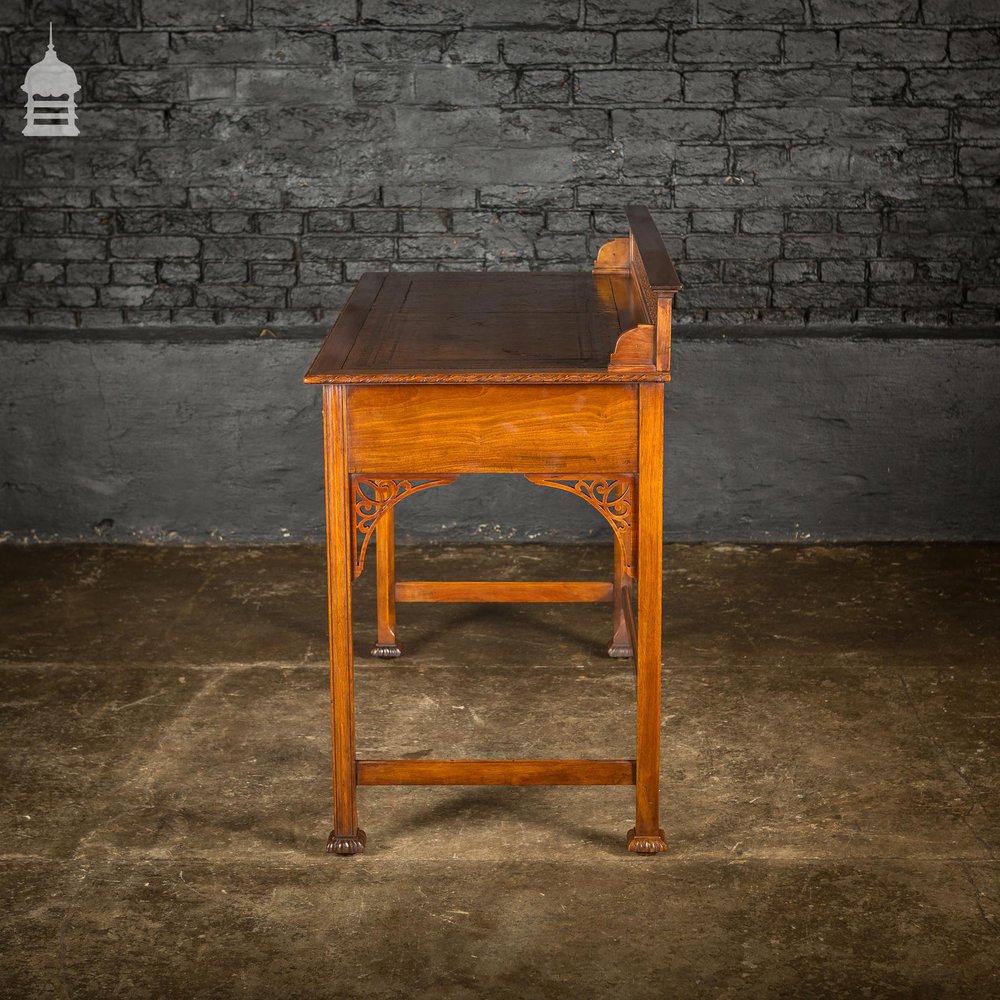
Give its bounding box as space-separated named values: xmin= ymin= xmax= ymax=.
xmin=396 ymin=580 xmax=614 ymax=603
xmin=625 ymin=204 xmax=682 ymax=293
xmin=352 ymin=475 xmax=456 ymax=578
xmin=609 ymin=322 xmax=656 ymax=371
xmin=347 ymin=385 xmax=638 ymax=475
xmin=304 ymin=206 xmax=678 ymax=385
xmin=608 ymin=526 xmax=634 ymax=658
xmin=322 ymin=385 xmax=365 ymax=855
xmin=605 ymin=272 xmax=647 ymax=343
xmin=621 ymin=581 xmax=638 ymax=665
xmin=593 ymin=236 xmax=630 ymax=272
xmin=629 ymin=382 xmax=668 ymax=855
xmin=307 ymin=272 xmax=384 ymax=377
xmin=525 ymin=475 xmax=635 ymax=577
xmin=372 ymin=506 xmax=399 ymax=658
xmin=308 ymin=206 xmax=679 ymax=855
xmin=594 ymin=206 xmax=681 ymax=375
xmin=304 ymin=271 xmax=655 ymax=384
xmin=357 ymin=759 xmax=636 ymax=786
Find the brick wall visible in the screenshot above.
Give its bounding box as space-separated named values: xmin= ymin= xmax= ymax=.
xmin=1 ymin=0 xmax=998 ymax=330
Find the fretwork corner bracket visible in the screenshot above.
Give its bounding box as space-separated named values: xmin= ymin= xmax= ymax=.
xmin=351 ymin=476 xmax=457 ymax=578
xmin=524 ymin=475 xmax=635 ymax=578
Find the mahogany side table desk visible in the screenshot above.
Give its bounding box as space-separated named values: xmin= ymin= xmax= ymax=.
xmin=304 ymin=205 xmax=681 ymax=855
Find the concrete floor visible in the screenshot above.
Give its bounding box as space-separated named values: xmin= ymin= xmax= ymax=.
xmin=0 ymin=542 xmax=998 ymax=998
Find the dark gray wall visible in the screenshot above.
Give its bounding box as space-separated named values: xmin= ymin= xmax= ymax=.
xmin=2 ymin=3 xmax=998 ymax=544
xmin=2 ymin=1 xmax=1000 ymax=330
xmin=3 ymin=329 xmax=998 ymax=543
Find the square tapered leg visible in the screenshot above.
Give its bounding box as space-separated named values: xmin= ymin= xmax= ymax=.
xmin=608 ymin=533 xmax=633 ymax=658
xmin=322 ymin=385 xmax=365 ymax=855
xmin=628 ymin=383 xmax=667 ymax=854
xmin=372 ymin=506 xmax=401 ymax=658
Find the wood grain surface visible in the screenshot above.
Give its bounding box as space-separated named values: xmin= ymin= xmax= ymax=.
xmin=312 ymin=207 xmax=673 ymax=854
xmin=357 ymin=759 xmax=637 ymax=786
xmin=395 ymin=580 xmax=614 ymax=603
xmin=347 ymin=384 xmax=638 ymax=474
xmin=304 ymin=207 xmax=680 ymax=385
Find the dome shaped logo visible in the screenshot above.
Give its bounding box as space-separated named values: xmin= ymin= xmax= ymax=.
xmin=21 ymin=24 xmax=80 ymax=137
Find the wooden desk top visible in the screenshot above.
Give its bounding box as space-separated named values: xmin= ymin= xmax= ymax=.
xmin=305 ymin=206 xmax=680 ymax=385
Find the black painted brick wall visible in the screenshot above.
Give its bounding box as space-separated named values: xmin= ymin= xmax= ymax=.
xmin=1 ymin=0 xmax=998 ymax=330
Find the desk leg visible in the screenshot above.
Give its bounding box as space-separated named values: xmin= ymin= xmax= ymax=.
xmin=323 ymin=385 xmax=366 ymax=855
xmin=372 ymin=507 xmax=401 ymax=658
xmin=628 ymin=383 xmax=667 ymax=855
xmin=608 ymin=536 xmax=632 ymax=658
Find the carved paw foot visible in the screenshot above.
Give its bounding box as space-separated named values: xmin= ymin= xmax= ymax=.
xmin=371 ymin=643 xmax=401 ymax=659
xmin=626 ymin=827 xmax=667 ymax=855
xmin=326 ymin=829 xmax=367 ymax=855
xmin=607 ymin=642 xmax=633 ymax=658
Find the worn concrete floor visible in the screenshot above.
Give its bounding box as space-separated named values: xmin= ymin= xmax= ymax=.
xmin=0 ymin=542 xmax=998 ymax=999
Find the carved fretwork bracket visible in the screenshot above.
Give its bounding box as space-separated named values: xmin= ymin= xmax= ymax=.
xmin=524 ymin=475 xmax=636 ymax=577
xmin=351 ymin=476 xmax=457 ymax=578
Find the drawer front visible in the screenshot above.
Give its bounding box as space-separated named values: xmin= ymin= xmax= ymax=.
xmin=347 ymin=384 xmax=638 ymax=474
